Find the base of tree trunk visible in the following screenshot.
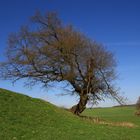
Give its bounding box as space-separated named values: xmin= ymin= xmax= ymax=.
xmin=70 ymin=104 xmax=86 ymax=115
xmin=70 ymin=94 xmax=88 ymax=115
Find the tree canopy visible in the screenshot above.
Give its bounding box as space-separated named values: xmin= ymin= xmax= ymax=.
xmin=0 ymin=12 xmax=125 ymax=115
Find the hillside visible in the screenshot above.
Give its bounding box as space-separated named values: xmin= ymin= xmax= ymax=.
xmin=0 ymin=88 xmax=140 ymax=140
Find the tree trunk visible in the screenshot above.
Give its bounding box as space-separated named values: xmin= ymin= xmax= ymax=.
xmin=70 ymin=94 xmax=88 ymax=115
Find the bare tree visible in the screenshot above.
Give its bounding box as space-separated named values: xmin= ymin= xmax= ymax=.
xmin=0 ymin=12 xmax=125 ymax=115
xmin=136 ymin=96 xmax=140 ymax=116
xmin=136 ymin=97 xmax=140 ymax=109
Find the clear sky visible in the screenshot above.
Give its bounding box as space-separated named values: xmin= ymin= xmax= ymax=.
xmin=0 ymin=0 xmax=140 ymax=108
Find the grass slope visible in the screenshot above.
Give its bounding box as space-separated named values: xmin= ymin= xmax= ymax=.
xmin=0 ymin=88 xmax=140 ymax=140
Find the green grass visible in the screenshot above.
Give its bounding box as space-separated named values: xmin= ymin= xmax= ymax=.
xmin=83 ymin=106 xmax=140 ymax=124
xmin=0 ymin=88 xmax=140 ymax=140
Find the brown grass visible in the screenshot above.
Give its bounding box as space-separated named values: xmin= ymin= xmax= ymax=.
xmin=80 ymin=115 xmax=137 ymax=128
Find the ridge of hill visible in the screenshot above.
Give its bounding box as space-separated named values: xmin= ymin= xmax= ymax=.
xmin=0 ymin=88 xmax=140 ymax=140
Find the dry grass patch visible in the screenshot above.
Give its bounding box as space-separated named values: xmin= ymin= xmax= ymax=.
xmin=80 ymin=115 xmax=137 ymax=128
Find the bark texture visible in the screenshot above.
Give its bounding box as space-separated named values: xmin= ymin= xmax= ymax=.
xmin=70 ymin=94 xmax=88 ymax=115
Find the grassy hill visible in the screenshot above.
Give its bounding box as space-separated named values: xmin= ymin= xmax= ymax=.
xmin=0 ymin=88 xmax=140 ymax=140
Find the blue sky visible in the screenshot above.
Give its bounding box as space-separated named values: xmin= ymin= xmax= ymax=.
xmin=0 ymin=0 xmax=140 ymax=107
